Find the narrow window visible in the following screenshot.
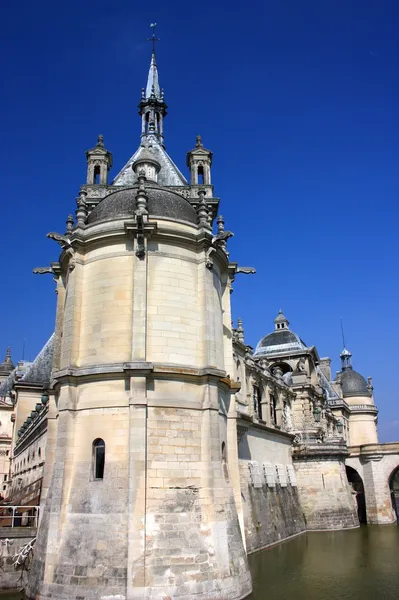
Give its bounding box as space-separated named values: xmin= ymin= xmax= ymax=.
xmin=221 ymin=442 xmax=229 ymax=481
xmin=3 ymin=474 xmax=7 ymax=481
xmin=253 ymin=385 xmax=262 ymax=420
xmin=93 ymin=165 xmax=101 ymax=185
xmin=270 ymin=394 xmax=277 ymax=425
xmin=38 ymin=448 xmax=41 ymax=458
xmin=93 ymin=439 xmax=105 ymax=480
xmin=198 ymin=165 xmax=204 ymax=185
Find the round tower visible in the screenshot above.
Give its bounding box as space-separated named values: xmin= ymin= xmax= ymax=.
xmin=28 ymin=33 xmax=251 ymax=600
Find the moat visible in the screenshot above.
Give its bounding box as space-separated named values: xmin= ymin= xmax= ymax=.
xmin=2 ymin=526 xmax=399 ymax=600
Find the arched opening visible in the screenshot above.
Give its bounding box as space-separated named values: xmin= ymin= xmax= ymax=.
xmin=273 ymin=362 xmax=292 ymax=375
xmin=93 ymin=438 xmax=105 ymax=480
xmin=346 ymin=465 xmax=367 ymax=523
xmin=93 ymin=165 xmax=101 ymax=185
xmin=388 ymin=466 xmax=399 ymax=519
xmin=145 ymin=111 xmax=151 ymax=133
xmin=197 ymin=165 xmax=204 ymax=185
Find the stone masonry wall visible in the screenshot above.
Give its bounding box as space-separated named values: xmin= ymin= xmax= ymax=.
xmin=293 ymin=455 xmax=359 ymax=530
xmin=0 ymin=531 xmax=35 ymax=590
xmin=239 ymin=460 xmax=305 ymax=554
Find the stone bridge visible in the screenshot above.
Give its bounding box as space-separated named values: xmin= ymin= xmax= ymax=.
xmin=346 ymin=442 xmax=399 ymax=525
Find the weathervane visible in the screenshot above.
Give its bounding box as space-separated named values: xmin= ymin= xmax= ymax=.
xmin=147 ymin=23 xmax=160 ymax=53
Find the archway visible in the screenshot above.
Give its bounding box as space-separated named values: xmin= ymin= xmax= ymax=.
xmin=346 ymin=466 xmax=367 ymax=524
xmin=388 ymin=466 xmax=399 ymax=520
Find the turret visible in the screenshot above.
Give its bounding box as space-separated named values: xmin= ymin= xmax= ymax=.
xmin=85 ymin=135 xmax=113 ymax=185
xmin=186 ymin=134 xmax=213 ymax=190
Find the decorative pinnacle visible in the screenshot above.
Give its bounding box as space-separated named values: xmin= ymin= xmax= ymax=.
xmin=76 ymin=190 xmax=88 ymax=227
xmin=236 ymin=318 xmax=244 ymax=343
xmin=97 ymin=134 xmax=104 ymax=147
xmin=5 ymin=347 xmax=11 ymax=360
xmin=196 ymin=135 xmax=203 ymax=148
xmin=135 ymin=170 xmax=149 ymax=216
xmin=197 ymin=188 xmax=210 ymax=229
xmin=65 ymin=214 xmax=74 ymax=235
xmin=217 ymin=215 xmax=225 ymax=233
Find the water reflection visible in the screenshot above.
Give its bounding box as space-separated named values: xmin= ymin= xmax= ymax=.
xmin=249 ymin=526 xmax=399 ymax=600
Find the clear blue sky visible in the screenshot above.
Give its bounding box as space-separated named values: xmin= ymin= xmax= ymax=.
xmin=1 ymin=1 xmax=398 ymax=440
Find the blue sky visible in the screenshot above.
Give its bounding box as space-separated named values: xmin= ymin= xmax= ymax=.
xmin=1 ymin=1 xmax=398 ymax=440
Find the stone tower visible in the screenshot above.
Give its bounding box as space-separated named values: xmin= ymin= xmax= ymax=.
xmin=27 ymin=36 xmax=251 ymax=600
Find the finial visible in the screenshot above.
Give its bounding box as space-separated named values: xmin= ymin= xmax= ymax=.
xmin=196 ymin=135 xmax=203 ymax=148
xmin=236 ymin=318 xmax=244 ymax=343
xmin=141 ymin=88 xmax=145 ymax=99
xmin=147 ymin=23 xmax=160 ymax=54
xmin=161 ymin=88 xmax=165 ymax=100
xmin=65 ymin=214 xmax=74 ymax=235
xmin=217 ymin=215 xmax=225 ymax=233
xmin=76 ymin=191 xmax=88 ymax=227
xmin=135 ymin=172 xmax=148 ymax=216
xmin=197 ymin=188 xmax=210 ymax=229
xmin=97 ymin=134 xmax=104 ymax=147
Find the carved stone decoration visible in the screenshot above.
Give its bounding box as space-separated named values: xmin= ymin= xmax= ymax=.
xmin=135 ymin=171 xmax=149 ymax=216
xmin=135 ymin=214 xmax=146 ymax=258
xmin=33 ymin=267 xmax=54 ymax=275
xmin=197 ymin=188 xmax=210 ymax=228
xmin=236 ymin=266 xmax=256 ymax=274
xmin=206 ymin=246 xmax=215 ymax=269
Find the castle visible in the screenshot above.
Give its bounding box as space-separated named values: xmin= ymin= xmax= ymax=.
xmin=0 ymin=35 xmax=398 ymax=600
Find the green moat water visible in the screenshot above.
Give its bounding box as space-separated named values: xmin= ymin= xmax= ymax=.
xmin=249 ymin=526 xmax=399 ymax=600
xmin=2 ymin=527 xmax=399 ymax=600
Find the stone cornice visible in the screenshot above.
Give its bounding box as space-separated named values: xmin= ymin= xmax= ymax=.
xmin=53 ymin=362 xmax=227 ymax=383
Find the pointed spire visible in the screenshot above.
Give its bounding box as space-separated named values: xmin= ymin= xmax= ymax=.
xmin=145 ymin=52 xmax=161 ymax=99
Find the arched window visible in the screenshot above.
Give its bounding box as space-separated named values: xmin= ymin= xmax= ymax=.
xmin=93 ymin=439 xmax=105 ymax=480
xmin=197 ymin=165 xmax=204 ymax=185
xmin=93 ymin=165 xmax=101 ymax=185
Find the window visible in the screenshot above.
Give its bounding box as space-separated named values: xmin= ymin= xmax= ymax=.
xmin=270 ymin=394 xmax=277 ymax=425
xmin=3 ymin=474 xmax=7 ymax=481
xmin=253 ymin=385 xmax=262 ymax=420
xmin=221 ymin=442 xmax=229 ymax=481
xmin=93 ymin=165 xmax=101 ymax=185
xmin=38 ymin=448 xmax=41 ymax=458
xmin=93 ymin=439 xmax=105 ymax=480
xmin=198 ymin=165 xmax=204 ymax=185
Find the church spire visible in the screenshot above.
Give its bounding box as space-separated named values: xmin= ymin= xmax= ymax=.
xmin=139 ymin=24 xmax=167 ymax=145
xmin=145 ymin=51 xmax=161 ymax=99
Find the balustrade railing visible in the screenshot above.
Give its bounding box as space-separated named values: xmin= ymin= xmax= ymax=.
xmin=0 ymin=505 xmax=39 ymax=528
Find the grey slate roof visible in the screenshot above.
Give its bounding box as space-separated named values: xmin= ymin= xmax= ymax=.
xmin=21 ymin=334 xmax=54 ymax=386
xmin=340 ymin=367 xmax=371 ymax=398
xmin=87 ymin=185 xmax=197 ymax=226
xmin=112 ymin=137 xmax=187 ymax=187
xmin=254 ymin=330 xmax=307 ymax=357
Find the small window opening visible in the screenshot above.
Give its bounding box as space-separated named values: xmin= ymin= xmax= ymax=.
xmin=198 ymin=165 xmax=204 ymax=185
xmin=93 ymin=439 xmax=105 ymax=480
xmin=221 ymin=442 xmax=229 ymax=481
xmin=270 ymin=394 xmax=277 ymax=425
xmin=253 ymin=385 xmax=262 ymax=420
xmin=38 ymin=448 xmax=41 ymax=458
xmin=4 ymin=474 xmax=7 ymax=481
xmin=93 ymin=165 xmax=101 ymax=185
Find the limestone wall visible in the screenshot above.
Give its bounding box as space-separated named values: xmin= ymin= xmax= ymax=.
xmin=0 ymin=530 xmax=35 ymax=589
xmin=238 ymin=427 xmax=305 ymax=553
xmin=293 ymin=453 xmax=359 ymax=530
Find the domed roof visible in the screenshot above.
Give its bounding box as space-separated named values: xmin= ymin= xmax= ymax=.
xmin=0 ymin=348 xmax=14 ymax=375
xmin=340 ymin=368 xmax=371 ymax=398
xmin=87 ymin=184 xmax=197 ymax=226
xmin=254 ymin=330 xmax=306 ymax=357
